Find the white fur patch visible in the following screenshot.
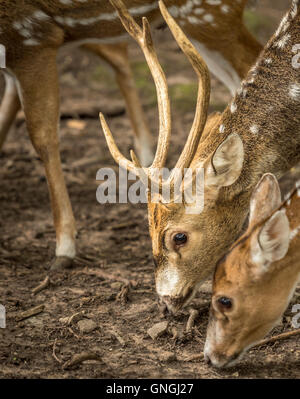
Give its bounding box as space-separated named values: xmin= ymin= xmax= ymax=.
xmin=156 ymin=267 xmax=180 ymax=297
xmin=250 ymin=124 xmax=259 ymax=134
xmin=221 ymin=5 xmax=230 ymax=14
xmin=230 ymin=102 xmax=237 ymax=113
xmin=264 ymin=58 xmax=273 ymax=65
xmin=274 ymin=34 xmax=291 ymax=49
xmin=56 ymin=233 xmax=76 ymax=259
xmin=289 ymin=83 xmax=300 ymax=100
xmin=290 ymin=225 xmax=300 ymax=241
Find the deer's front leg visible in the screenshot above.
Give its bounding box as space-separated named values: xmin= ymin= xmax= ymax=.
xmin=13 ymin=48 xmax=76 ymax=271
xmin=82 ymin=42 xmax=154 ymax=166
xmin=0 ymin=72 xmax=21 ymax=149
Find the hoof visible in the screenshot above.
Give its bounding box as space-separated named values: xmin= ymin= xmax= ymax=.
xmin=50 ymin=256 xmax=73 ymax=271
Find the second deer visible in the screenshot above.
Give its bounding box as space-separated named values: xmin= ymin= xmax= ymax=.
xmin=204 ymin=173 xmax=300 ymax=368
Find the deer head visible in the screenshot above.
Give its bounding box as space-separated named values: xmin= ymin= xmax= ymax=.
xmin=100 ymin=0 xmax=246 ymax=313
xmin=204 ymin=173 xmax=300 ymax=368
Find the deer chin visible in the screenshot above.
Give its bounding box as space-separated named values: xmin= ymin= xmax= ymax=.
xmin=204 ymin=348 xmax=245 ymax=369
xmin=157 ymin=283 xmax=197 ymax=314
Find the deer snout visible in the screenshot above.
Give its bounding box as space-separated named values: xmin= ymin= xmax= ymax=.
xmin=160 ymin=295 xmax=187 ymax=314
xmin=204 ymin=347 xmax=241 ymax=369
xmin=159 ymin=287 xmax=195 ymax=314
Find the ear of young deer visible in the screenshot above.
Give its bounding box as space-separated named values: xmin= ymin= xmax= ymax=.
xmin=102 ymin=0 xmax=300 ymax=313
xmin=204 ymin=173 xmax=300 ymax=369
xmin=0 ymin=0 xmax=260 ymax=270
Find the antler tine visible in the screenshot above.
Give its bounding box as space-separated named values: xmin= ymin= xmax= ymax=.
xmin=99 ymin=112 xmax=138 ymax=174
xmin=110 ymin=0 xmax=171 ymax=171
xmin=159 ymin=1 xmax=210 ymax=176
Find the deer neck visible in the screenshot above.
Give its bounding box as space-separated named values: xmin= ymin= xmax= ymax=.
xmin=196 ymin=1 xmax=300 ymax=201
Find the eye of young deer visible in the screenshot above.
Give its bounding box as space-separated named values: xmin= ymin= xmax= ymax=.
xmin=205 ymin=173 xmax=300 ymax=369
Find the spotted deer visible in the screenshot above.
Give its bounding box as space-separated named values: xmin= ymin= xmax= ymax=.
xmin=204 ymin=173 xmax=300 ymax=368
xmin=0 ymin=1 xmax=261 ymax=270
xmin=101 ymin=0 xmax=300 ymax=313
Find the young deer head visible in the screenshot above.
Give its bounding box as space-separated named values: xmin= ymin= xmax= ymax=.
xmin=204 ymin=173 xmax=300 ymax=368
xmin=101 ymin=0 xmax=300 ymax=313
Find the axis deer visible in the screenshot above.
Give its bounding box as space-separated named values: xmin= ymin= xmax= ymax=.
xmin=101 ymin=0 xmax=300 ymax=313
xmin=204 ymin=173 xmax=300 ymax=368
xmin=0 ymin=1 xmax=261 ymax=270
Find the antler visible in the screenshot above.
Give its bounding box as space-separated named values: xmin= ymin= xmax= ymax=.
xmin=99 ymin=0 xmax=210 ymax=195
xmin=158 ymin=1 xmax=210 ymax=182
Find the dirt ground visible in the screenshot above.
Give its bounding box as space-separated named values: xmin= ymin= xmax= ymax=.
xmin=0 ymin=0 xmax=299 ymax=379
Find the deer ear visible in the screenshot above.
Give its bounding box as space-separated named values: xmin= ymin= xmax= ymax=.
xmin=205 ymin=133 xmax=244 ymax=188
xmin=251 ymin=210 xmax=290 ymax=272
xmin=249 ymin=174 xmax=282 ymax=228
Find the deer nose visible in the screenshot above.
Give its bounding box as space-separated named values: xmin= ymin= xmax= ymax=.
xmin=161 ymin=295 xmax=184 ymax=314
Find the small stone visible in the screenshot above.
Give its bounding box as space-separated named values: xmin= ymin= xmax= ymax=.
xmin=159 ymin=351 xmax=176 ymax=362
xmin=231 ymin=372 xmax=239 ymax=377
xmin=111 ymin=282 xmax=123 ymax=290
xmin=147 ymin=321 xmax=169 ymax=340
xmin=59 ymin=317 xmax=69 ymax=324
xmin=77 ymin=319 xmax=97 ymax=333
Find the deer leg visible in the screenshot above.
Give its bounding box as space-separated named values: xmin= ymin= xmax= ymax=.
xmin=0 ymin=72 xmax=21 ymax=150
xmin=12 ymin=48 xmax=76 ymax=271
xmin=82 ymin=42 xmax=154 ymax=166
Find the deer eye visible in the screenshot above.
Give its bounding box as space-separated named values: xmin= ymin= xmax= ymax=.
xmin=173 ymin=233 xmax=188 ymax=246
xmin=217 ymin=297 xmax=233 ymax=310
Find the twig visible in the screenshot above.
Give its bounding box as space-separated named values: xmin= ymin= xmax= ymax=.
xmin=15 ymin=305 xmax=45 ymax=322
xmin=179 ymin=328 xmax=300 ymax=362
xmin=116 ymin=284 xmax=130 ymax=304
xmin=52 ymin=338 xmax=62 ymax=364
xmin=76 ymin=267 xmax=138 ymax=288
xmin=252 ymin=328 xmax=300 ymax=348
xmin=179 ymin=353 xmax=204 ymax=362
xmin=63 ymin=352 xmax=102 ymax=369
xmin=171 ymin=327 xmax=179 ymax=340
xmin=67 ymin=311 xmax=85 ymax=326
xmin=186 ymin=309 xmax=199 ymax=333
xmin=111 ymin=329 xmax=126 ymax=347
xmin=32 ymin=276 xmax=50 ymax=295
xmin=68 ymin=327 xmax=81 ymax=339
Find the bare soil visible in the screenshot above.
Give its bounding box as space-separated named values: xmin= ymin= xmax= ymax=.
xmin=0 ymin=0 xmax=299 ymax=379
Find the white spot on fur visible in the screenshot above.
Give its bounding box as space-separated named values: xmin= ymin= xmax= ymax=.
xmin=274 ymin=34 xmax=291 ymax=49
xmin=194 ymin=8 xmax=204 ymax=15
xmin=250 ymin=124 xmax=259 ymax=134
xmin=230 ymin=102 xmax=237 ymax=113
xmin=23 ymin=39 xmax=40 ymax=46
xmin=221 ymin=5 xmax=230 ymax=14
xmin=203 ymin=14 xmax=214 ymax=23
xmin=205 ymin=0 xmax=221 ymax=5
xmin=290 ymin=225 xmax=300 ymax=241
xmin=264 ymin=58 xmax=272 ymax=65
xmin=219 ymin=124 xmax=225 ymax=134
xmin=188 ymin=16 xmax=200 ymax=24
xmin=289 ymin=83 xmax=300 ymax=100
xmin=168 ymin=6 xmax=180 ymax=18
xmin=33 ymin=10 xmax=50 ymax=21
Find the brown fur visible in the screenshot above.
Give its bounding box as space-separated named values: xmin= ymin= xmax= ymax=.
xmin=204 ymin=174 xmax=300 ymax=368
